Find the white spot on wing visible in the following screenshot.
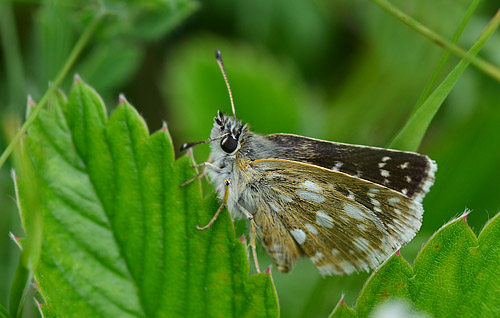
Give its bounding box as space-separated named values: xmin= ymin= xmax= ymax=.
xmin=311 ymin=252 xmax=324 ymax=264
xmin=297 ymin=190 xmax=325 ymax=203
xmin=344 ymin=203 xmax=365 ymax=220
xmin=279 ymin=194 xmax=293 ymax=203
xmin=400 ymin=162 xmax=409 ymax=169
xmin=290 ymin=229 xmax=306 ymax=245
xmin=347 ymin=190 xmax=355 ymax=200
xmin=388 ymin=197 xmax=400 ymax=204
xmin=332 ymin=161 xmax=343 ymax=171
xmin=401 ymin=188 xmax=408 ymax=195
xmin=382 ymin=156 xmax=391 ymax=162
xmin=266 ymin=173 xmax=284 ymax=179
xmin=268 ymin=202 xmax=280 ymax=213
xmin=405 ymin=176 xmax=412 ymax=183
xmin=368 ymin=188 xmax=379 ymax=197
xmin=316 ymin=210 xmax=333 ymax=228
xmin=353 ymin=237 xmax=370 ymax=252
xmin=317 ymin=264 xmax=336 ymax=276
xmin=380 ymin=169 xmax=390 ymax=177
xmin=305 ymin=223 xmax=319 ymax=235
xmin=378 ymin=162 xmax=386 ymax=168
xmin=301 ymin=180 xmax=323 ymax=193
xmin=339 ymin=261 xmax=356 ymax=274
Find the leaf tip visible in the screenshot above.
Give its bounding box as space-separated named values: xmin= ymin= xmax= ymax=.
xmin=161 ymin=121 xmax=168 ymax=131
xmin=27 ymin=95 xmax=36 ymax=107
xmin=265 ymin=267 xmax=271 ymax=275
xmin=74 ymin=74 xmax=82 ymax=83
xmin=240 ymin=234 xmax=245 ymax=242
xmin=339 ymin=293 xmax=345 ymax=305
xmin=461 ymin=209 xmax=471 ymax=223
xmin=396 ymin=249 xmax=400 ymax=256
xmin=119 ymin=93 xmax=128 ymax=105
xmin=9 ymin=232 xmax=21 ymax=244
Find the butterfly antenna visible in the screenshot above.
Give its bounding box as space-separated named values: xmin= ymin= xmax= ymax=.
xmin=180 ymin=133 xmax=229 ymax=151
xmin=215 ymin=50 xmax=236 ymax=118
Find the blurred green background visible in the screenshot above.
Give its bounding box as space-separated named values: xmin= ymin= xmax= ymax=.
xmin=1 ymin=0 xmax=499 ymax=317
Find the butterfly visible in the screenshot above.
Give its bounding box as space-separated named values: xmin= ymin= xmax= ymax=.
xmin=180 ymin=50 xmax=437 ymax=276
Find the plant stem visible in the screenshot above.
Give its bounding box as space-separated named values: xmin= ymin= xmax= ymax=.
xmin=0 ymin=14 xmax=103 ymax=169
xmin=371 ymin=0 xmax=500 ymax=83
xmin=412 ymin=0 xmax=481 ymax=114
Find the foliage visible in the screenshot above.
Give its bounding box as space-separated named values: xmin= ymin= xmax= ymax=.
xmin=329 ymin=211 xmax=500 ymax=317
xmin=15 ymin=79 xmax=277 ymax=318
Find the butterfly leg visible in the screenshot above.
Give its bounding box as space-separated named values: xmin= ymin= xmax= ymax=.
xmin=181 ymin=160 xmax=220 ymax=187
xmin=180 ymin=171 xmax=206 ymax=187
xmin=196 ymin=179 xmax=230 ymax=230
xmin=250 ymin=220 xmax=261 ymax=273
xmin=235 ymin=202 xmax=261 ymax=274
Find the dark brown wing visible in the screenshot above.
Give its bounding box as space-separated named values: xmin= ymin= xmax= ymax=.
xmin=265 ymin=133 xmax=436 ymax=203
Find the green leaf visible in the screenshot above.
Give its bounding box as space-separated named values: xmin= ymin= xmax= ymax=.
xmin=355 ymin=253 xmax=412 ymax=317
xmin=331 ymin=211 xmax=500 ymax=318
xmin=329 ymin=298 xmax=357 ymax=318
xmin=16 ymin=78 xmax=278 ymax=317
xmin=388 ymin=10 xmax=500 ymax=151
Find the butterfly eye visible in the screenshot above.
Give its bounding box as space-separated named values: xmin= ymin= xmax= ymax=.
xmin=221 ymin=135 xmax=238 ymax=153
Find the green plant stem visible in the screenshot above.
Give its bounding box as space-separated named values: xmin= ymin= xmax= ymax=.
xmin=0 ymin=1 xmax=26 ymax=108
xmin=9 ymin=266 xmax=31 ymax=318
xmin=0 ymin=14 xmax=103 ymax=170
xmin=389 ymin=9 xmax=500 ymax=151
xmin=371 ymin=0 xmax=500 ymax=83
xmin=412 ymin=0 xmax=480 ymax=113
xmin=4 ymin=113 xmax=42 ymax=318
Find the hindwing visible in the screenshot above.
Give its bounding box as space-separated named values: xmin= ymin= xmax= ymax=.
xmin=249 ymin=158 xmax=427 ymax=275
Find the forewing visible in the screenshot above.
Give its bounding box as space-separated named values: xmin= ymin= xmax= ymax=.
xmin=265 ymin=133 xmax=436 ymax=202
xmin=251 ymin=158 xmax=426 ymax=275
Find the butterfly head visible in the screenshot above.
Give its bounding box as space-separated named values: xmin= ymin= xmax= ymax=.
xmin=211 ymin=110 xmax=247 ymax=155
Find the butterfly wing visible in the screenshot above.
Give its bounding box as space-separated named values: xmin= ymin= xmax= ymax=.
xmin=248 ymin=158 xmax=429 ymax=275
xmin=264 ymin=133 xmax=436 ymax=203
